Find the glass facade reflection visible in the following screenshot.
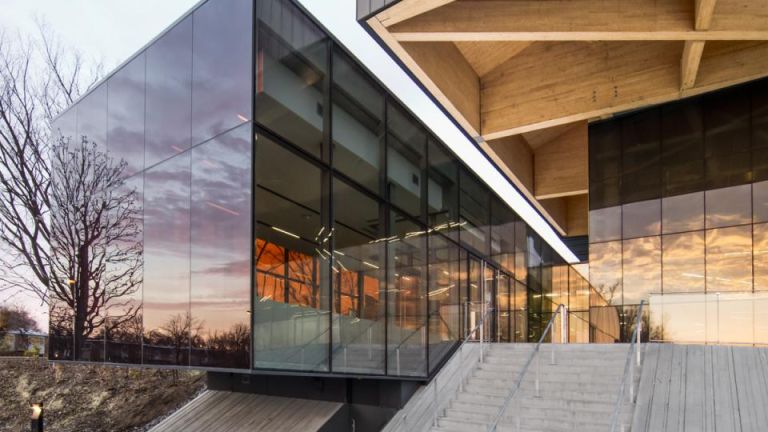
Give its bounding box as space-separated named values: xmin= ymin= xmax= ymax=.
xmin=589 ymin=78 xmax=768 ymax=344
xmin=50 ymin=0 xmax=618 ymax=378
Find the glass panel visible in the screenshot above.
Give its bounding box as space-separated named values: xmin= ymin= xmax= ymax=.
xmin=428 ymin=233 xmax=460 ymax=372
xmin=143 ymin=154 xmax=191 ymax=366
xmin=706 ymin=151 xmax=751 ymax=190
xmin=331 ymin=178 xmax=385 ymax=374
xmin=707 ymin=293 xmax=753 ymax=345
xmin=662 ymin=231 xmax=705 ymax=293
xmin=387 ymin=103 xmax=427 ymax=219
xmin=756 ymin=292 xmax=768 ymax=344
xmin=588 ymin=241 xmax=622 ymax=305
xmin=104 ymin=176 xmax=144 ymax=364
xmin=590 ymin=177 xmax=620 ymax=210
xmin=256 ymin=0 xmax=329 ymax=158
xmin=145 ymin=16 xmax=193 ymax=167
xmin=622 ymin=236 xmax=661 ymax=305
xmin=755 ymin=223 xmax=768 ymax=291
xmin=569 ymin=267 xmax=590 ymax=311
xmin=49 ymin=297 xmax=74 ymax=360
xmin=706 ymin=226 xmax=753 ymax=293
xmin=589 ymin=206 xmax=621 ymax=243
xmin=703 ymin=88 xmax=751 ymax=186
xmin=705 ymin=184 xmax=752 ymax=229
xmin=491 ymin=197 xmax=516 ymax=275
xmin=496 ymin=273 xmax=511 ymax=343
xmin=569 ymin=311 xmax=590 ymax=343
xmin=622 ymin=199 xmax=661 ymax=238
xmin=755 ymin=81 xmax=768 ymax=182
xmin=513 ymin=281 xmax=527 ymax=342
xmin=253 ymin=134 xmax=329 ymax=371
xmin=514 ymin=221 xmax=527 ymax=282
xmin=190 ymin=125 xmax=252 ymax=369
xmin=428 ymin=138 xmax=459 ymax=237
xmin=589 ymin=121 xmax=620 ymax=181
xmin=661 ymin=192 xmax=704 ymax=234
xmin=704 ymin=89 xmax=750 ymax=157
xmin=589 ymin=306 xmax=620 ymax=343
xmin=621 ymin=109 xmax=661 ymax=203
xmin=107 ymin=54 xmax=145 ymax=177
xmin=48 ymin=142 xmax=74 ymax=361
xmin=191 ymin=0 xmax=252 ymax=145
xmin=755 ymin=146 xmax=768 ymax=183
xmin=77 ymin=84 xmax=107 ymax=153
xmin=331 ymin=47 xmax=384 ymax=193
xmin=753 ymin=181 xmax=768 ymax=224
xmin=53 ymin=106 xmax=77 ymax=147
xmin=387 ymin=211 xmax=427 ymax=377
xmin=650 ymin=293 xmax=706 ymax=343
xmin=661 ymin=100 xmax=704 ymax=197
xmin=459 ymin=169 xmax=490 ymax=255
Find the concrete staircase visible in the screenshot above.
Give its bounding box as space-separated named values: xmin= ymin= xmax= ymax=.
xmin=432 ymin=344 xmax=637 ymax=432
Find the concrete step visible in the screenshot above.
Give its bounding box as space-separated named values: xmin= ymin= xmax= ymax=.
xmin=471 ymin=367 xmax=624 ymax=383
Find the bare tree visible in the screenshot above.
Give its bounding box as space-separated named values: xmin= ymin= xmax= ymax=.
xmin=0 ymin=27 xmax=99 ymax=304
xmin=0 ymin=303 xmax=40 ymax=339
xmin=0 ymin=28 xmax=142 ymax=359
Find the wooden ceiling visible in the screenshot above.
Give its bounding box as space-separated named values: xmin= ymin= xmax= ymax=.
xmin=366 ymin=0 xmax=768 ymax=237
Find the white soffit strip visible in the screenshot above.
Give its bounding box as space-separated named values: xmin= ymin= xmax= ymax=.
xmin=297 ymin=0 xmax=579 ymax=264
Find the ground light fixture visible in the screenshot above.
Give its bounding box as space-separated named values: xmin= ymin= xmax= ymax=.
xmin=30 ymin=402 xmax=43 ymax=432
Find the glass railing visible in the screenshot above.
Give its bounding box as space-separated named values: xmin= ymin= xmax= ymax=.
xmin=649 ymin=292 xmax=768 ymax=345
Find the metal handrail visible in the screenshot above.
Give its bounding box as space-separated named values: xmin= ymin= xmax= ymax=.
xmin=488 ymin=303 xmax=568 ymax=432
xmin=609 ymin=300 xmax=646 ymax=432
xmin=391 ymin=300 xmax=490 ymax=431
xmin=427 ymin=300 xmax=491 ymax=428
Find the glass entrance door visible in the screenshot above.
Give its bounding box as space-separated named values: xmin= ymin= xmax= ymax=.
xmin=466 ymin=255 xmax=498 ymax=342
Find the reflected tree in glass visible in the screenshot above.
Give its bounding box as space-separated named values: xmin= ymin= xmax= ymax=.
xmin=49 ymin=137 xmax=143 ymax=362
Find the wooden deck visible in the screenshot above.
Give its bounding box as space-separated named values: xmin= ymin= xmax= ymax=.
xmin=149 ymin=390 xmax=342 ymax=432
xmin=633 ymin=344 xmax=768 ymax=432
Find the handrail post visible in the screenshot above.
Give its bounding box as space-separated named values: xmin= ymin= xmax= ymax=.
xmin=480 ymin=321 xmax=484 ymax=364
xmin=459 ymin=344 xmax=464 ymax=392
xmin=609 ymin=300 xmax=646 ymax=432
xmin=535 ymin=347 xmax=540 ymax=397
xmin=561 ymin=305 xmax=568 ymax=344
xmin=636 ymin=320 xmax=642 ymax=366
xmin=433 ymin=376 xmax=439 ymax=427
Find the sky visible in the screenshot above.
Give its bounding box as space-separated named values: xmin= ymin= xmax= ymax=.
xmin=0 ymin=0 xmax=199 ymax=329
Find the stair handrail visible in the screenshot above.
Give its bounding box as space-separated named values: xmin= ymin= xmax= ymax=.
xmin=426 ymin=299 xmax=491 ymax=428
xmin=609 ymin=300 xmax=646 ymax=432
xmin=389 ymin=300 xmax=490 ymax=431
xmin=488 ymin=303 xmax=568 ymax=432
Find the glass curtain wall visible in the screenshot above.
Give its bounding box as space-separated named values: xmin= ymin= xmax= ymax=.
xmin=48 ymin=0 xmax=253 ymax=368
xmin=589 ymin=77 xmax=768 ymax=344
xmin=50 ymin=0 xmax=618 ymax=377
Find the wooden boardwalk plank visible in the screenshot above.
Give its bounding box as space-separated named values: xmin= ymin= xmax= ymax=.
xmin=150 ymin=391 xmax=342 ymax=432
xmin=665 ymin=344 xmax=686 ymax=432
xmin=648 ymin=343 xmax=674 ymax=432
xmin=683 ymin=345 xmax=705 ymax=432
xmin=633 ymin=344 xmax=659 ymax=432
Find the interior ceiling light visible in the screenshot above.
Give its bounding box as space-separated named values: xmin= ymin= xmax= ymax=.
xmin=297 ymin=0 xmax=578 ymax=263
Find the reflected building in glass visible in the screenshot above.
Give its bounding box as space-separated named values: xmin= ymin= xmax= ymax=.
xmin=48 ymin=0 xmax=617 ymax=384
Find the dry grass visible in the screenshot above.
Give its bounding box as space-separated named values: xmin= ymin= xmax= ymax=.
xmin=0 ymin=358 xmax=204 ymax=432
